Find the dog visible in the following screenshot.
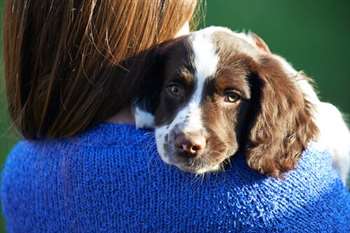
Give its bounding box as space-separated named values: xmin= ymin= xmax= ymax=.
xmin=134 ymin=26 xmax=350 ymax=183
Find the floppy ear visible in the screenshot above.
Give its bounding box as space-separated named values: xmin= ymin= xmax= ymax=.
xmin=245 ymin=56 xmax=318 ymax=177
xmin=244 ymin=32 xmax=271 ymax=54
xmin=250 ymin=33 xmax=271 ymax=53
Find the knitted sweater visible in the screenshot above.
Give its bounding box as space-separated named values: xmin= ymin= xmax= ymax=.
xmin=1 ymin=123 xmax=350 ymax=233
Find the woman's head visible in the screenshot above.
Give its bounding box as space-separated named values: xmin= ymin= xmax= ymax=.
xmin=4 ymin=0 xmax=200 ymax=139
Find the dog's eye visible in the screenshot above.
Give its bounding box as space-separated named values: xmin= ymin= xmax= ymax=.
xmin=166 ymin=83 xmax=184 ymax=98
xmin=224 ymin=90 xmax=240 ymax=103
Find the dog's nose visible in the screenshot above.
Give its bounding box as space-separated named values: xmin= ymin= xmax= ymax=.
xmin=175 ymin=132 xmax=206 ymax=157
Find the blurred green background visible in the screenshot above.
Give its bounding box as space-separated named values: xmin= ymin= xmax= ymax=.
xmin=0 ymin=0 xmax=349 ymax=232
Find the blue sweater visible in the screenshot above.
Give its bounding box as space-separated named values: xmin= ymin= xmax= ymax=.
xmin=1 ymin=123 xmax=350 ymax=233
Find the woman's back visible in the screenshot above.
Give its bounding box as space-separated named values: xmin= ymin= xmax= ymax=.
xmin=2 ymin=123 xmax=350 ymax=233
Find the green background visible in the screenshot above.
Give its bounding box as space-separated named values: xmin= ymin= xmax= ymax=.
xmin=0 ymin=0 xmax=349 ymax=232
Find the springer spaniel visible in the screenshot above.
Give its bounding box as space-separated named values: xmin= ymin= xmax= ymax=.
xmin=134 ymin=27 xmax=350 ymax=183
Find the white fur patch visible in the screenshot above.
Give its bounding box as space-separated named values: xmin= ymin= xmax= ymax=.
xmin=174 ymin=30 xmax=219 ymax=134
xmin=314 ymin=102 xmax=350 ymax=183
xmin=155 ymin=29 xmax=219 ymax=168
xmin=191 ymin=29 xmax=219 ymax=83
xmin=155 ymin=125 xmax=172 ymax=164
xmin=134 ymin=106 xmax=155 ymax=129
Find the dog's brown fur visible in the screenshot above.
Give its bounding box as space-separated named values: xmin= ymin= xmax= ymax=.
xmin=137 ymin=29 xmax=319 ymax=177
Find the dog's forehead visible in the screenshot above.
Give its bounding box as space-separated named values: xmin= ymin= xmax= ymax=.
xmin=161 ymin=27 xmax=260 ymax=76
xmin=157 ymin=38 xmax=193 ymax=83
xmin=190 ymin=27 xmax=260 ymax=62
xmin=160 ymin=27 xmax=260 ymax=87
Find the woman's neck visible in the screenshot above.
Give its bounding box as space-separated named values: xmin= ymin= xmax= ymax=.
xmin=108 ymin=106 xmax=135 ymax=124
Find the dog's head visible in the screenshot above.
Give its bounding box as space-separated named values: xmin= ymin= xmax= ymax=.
xmin=136 ymin=27 xmax=318 ymax=176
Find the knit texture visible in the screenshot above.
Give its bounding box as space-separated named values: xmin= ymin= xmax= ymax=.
xmin=1 ymin=123 xmax=350 ymax=233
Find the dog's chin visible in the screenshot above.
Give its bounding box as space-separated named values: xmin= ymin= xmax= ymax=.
xmin=160 ymin=154 xmax=229 ymax=175
xmin=178 ymin=163 xmax=222 ymax=175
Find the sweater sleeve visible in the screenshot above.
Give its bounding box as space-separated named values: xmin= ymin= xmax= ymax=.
xmin=1 ymin=124 xmax=350 ymax=233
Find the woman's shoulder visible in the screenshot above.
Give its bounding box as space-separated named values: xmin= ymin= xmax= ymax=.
xmin=2 ymin=123 xmax=158 ymax=189
xmin=1 ymin=123 xmax=350 ymax=233
xmin=5 ymin=123 xmax=156 ymax=165
xmin=1 ymin=123 xmax=160 ymax=232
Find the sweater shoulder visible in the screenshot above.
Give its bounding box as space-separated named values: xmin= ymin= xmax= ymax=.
xmin=2 ymin=123 xmax=157 ymax=180
xmin=1 ymin=123 xmax=350 ymax=233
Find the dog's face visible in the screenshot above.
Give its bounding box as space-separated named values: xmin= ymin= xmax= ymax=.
xmin=136 ymin=27 xmax=318 ymax=176
xmin=153 ymin=30 xmax=255 ymax=174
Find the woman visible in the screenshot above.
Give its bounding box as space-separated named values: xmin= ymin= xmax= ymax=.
xmin=1 ymin=0 xmax=350 ymax=232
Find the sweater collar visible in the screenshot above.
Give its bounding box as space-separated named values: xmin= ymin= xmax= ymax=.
xmin=69 ymin=123 xmax=155 ymax=147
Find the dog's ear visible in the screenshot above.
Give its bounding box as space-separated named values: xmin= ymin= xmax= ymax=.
xmin=247 ymin=32 xmax=271 ymax=53
xmin=244 ymin=56 xmax=318 ymax=177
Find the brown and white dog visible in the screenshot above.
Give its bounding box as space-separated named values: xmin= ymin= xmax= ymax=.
xmin=134 ymin=27 xmax=350 ymax=182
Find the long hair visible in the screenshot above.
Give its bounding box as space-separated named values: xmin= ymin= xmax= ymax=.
xmin=3 ymin=0 xmax=200 ymax=139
